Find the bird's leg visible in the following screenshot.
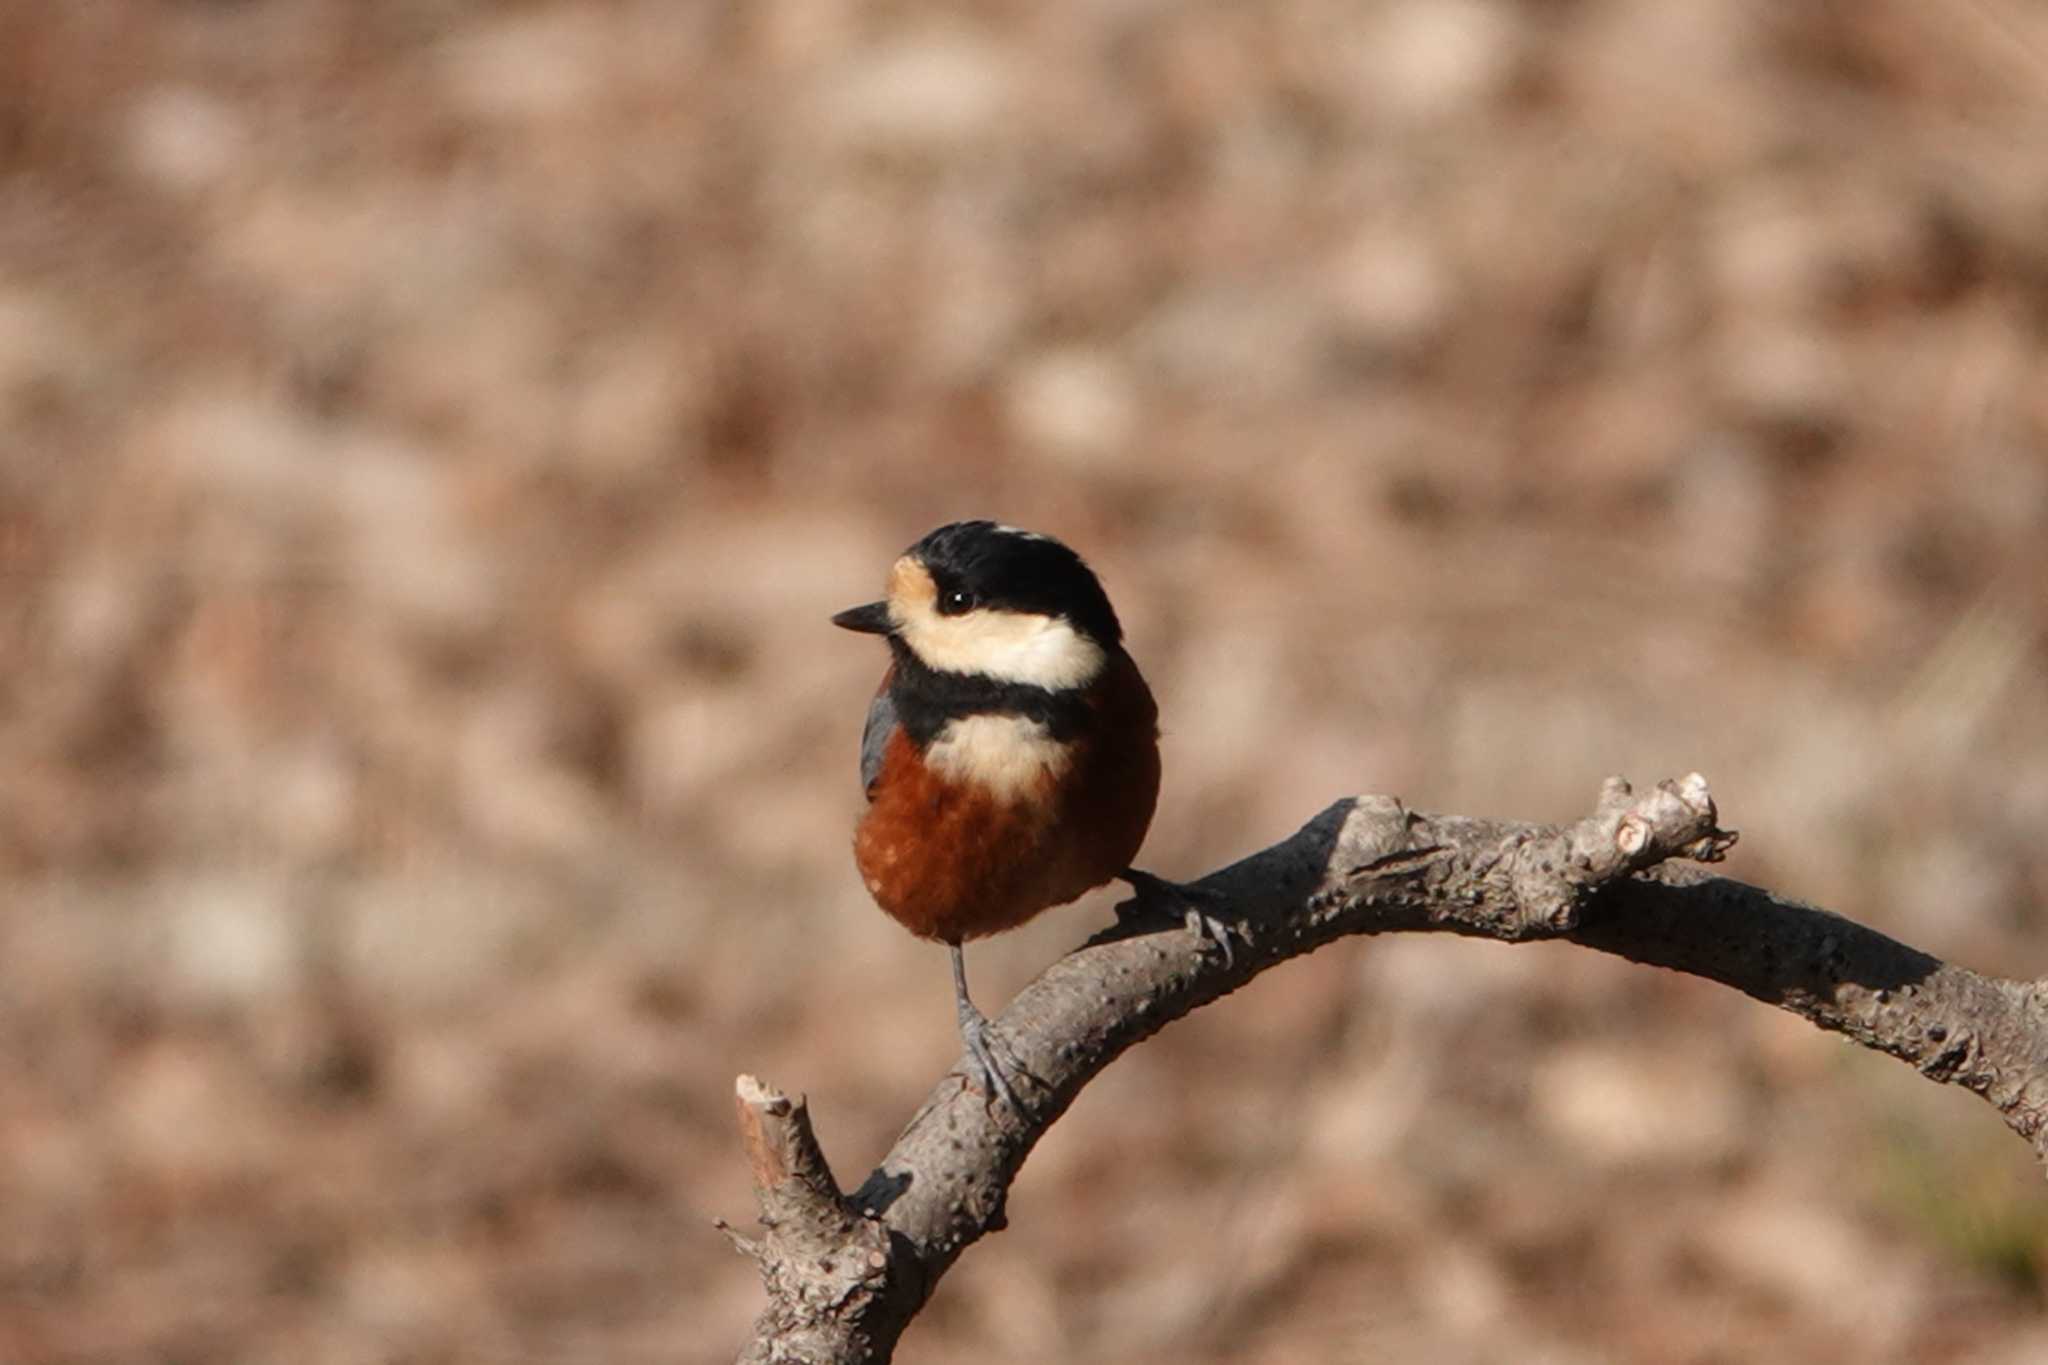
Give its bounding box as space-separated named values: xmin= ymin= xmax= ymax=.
xmin=950 ymin=942 xmax=1020 ymax=1111
xmin=1116 ymin=868 xmax=1243 ymax=969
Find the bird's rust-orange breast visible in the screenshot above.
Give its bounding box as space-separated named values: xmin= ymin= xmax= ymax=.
xmin=855 ymin=726 xmax=1054 ymax=943
xmin=854 ymin=651 xmax=1160 ymax=945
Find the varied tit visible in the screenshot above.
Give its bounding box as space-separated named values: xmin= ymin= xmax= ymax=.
xmin=834 ymin=520 xmax=1228 ymax=1109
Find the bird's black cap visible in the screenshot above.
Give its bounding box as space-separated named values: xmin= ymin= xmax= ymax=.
xmin=909 ymin=521 xmax=1122 ymax=646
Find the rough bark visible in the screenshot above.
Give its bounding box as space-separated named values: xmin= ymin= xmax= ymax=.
xmin=724 ymin=775 xmax=2048 ymax=1362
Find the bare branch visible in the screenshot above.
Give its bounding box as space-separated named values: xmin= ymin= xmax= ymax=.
xmin=725 ymin=775 xmax=2044 ymax=1362
xmin=728 ymin=1077 xmax=908 ymax=1364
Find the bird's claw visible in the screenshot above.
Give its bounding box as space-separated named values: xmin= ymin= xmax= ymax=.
xmin=957 ymin=1004 xmax=1021 ymax=1112
xmin=1117 ymin=868 xmax=1245 ymax=969
xmin=1181 ymin=905 xmax=1240 ymax=970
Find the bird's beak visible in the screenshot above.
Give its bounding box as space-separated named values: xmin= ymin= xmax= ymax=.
xmin=831 ymin=601 xmax=892 ymax=635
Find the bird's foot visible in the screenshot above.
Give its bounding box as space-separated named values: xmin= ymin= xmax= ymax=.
xmin=1116 ymin=868 xmax=1245 ymax=969
xmin=956 ymin=1002 xmax=1021 ymax=1112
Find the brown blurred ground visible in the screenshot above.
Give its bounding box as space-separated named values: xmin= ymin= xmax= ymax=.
xmin=3 ymin=2 xmax=2048 ymax=1361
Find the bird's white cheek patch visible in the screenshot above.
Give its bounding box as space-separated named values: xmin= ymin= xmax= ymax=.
xmin=884 ymin=553 xmax=1107 ymax=689
xmin=899 ymin=608 xmax=1106 ymax=690
xmin=923 ymin=714 xmax=1070 ymax=806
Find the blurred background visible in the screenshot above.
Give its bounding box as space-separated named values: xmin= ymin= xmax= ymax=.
xmin=3 ymin=1 xmax=2048 ymax=1361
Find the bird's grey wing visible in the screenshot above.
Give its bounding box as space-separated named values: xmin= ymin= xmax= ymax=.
xmin=859 ymin=688 xmax=898 ymax=801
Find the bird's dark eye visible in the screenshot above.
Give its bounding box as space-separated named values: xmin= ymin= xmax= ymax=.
xmin=940 ymin=587 xmax=976 ymax=615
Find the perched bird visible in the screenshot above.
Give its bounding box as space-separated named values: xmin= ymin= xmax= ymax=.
xmin=834 ymin=521 xmax=1217 ymax=1108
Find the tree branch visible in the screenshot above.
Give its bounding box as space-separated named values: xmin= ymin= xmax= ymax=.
xmin=724 ymin=775 xmax=2048 ymax=1362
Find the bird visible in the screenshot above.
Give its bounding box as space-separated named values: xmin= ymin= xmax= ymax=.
xmin=833 ymin=520 xmax=1228 ymax=1110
